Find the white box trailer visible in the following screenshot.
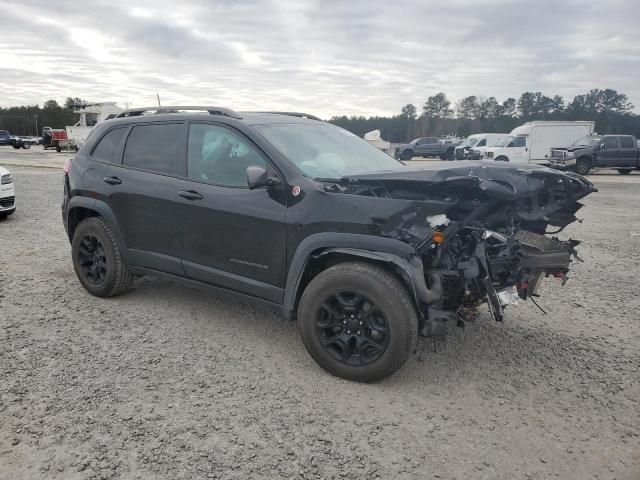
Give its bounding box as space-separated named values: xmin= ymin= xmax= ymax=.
xmin=482 ymin=121 xmax=595 ymax=164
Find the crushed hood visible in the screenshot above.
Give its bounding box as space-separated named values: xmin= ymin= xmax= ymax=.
xmin=340 ymin=161 xmax=597 ymax=202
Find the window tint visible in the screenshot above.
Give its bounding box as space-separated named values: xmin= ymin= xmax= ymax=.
xmin=476 ymin=139 xmax=486 ymax=147
xmin=620 ymin=136 xmax=634 ymax=148
xmin=603 ymin=137 xmax=618 ymax=149
xmin=187 ymin=124 xmax=267 ymax=187
xmin=510 ymin=136 xmax=526 ymax=148
xmin=91 ymin=128 xmax=127 ymax=163
xmin=123 ymin=123 xmax=183 ymax=175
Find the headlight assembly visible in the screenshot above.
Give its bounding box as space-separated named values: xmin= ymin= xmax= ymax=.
xmin=1 ymin=174 xmax=12 ymax=185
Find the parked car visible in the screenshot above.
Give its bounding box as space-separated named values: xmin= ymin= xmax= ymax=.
xmin=0 ymin=166 xmax=16 ymax=218
xmin=394 ymin=137 xmax=458 ymax=161
xmin=0 ymin=130 xmax=35 ymax=149
xmin=482 ymin=121 xmax=595 ymax=164
xmin=549 ymin=135 xmax=640 ymax=175
xmin=62 ymin=106 xmax=596 ymax=382
xmin=455 ymin=133 xmax=507 ymax=160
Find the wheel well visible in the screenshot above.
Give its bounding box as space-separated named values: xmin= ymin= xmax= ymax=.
xmin=495 ymin=155 xmax=508 ymax=161
xmin=577 ymin=155 xmax=592 ymax=165
xmin=68 ymin=207 xmax=100 ymax=240
xmin=291 ymin=251 xmax=413 ymax=320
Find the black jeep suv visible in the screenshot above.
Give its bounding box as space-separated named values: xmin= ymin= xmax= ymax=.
xmin=62 ymin=106 xmax=596 ymax=382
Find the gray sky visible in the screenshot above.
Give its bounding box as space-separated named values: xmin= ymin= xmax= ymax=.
xmin=1 ymin=0 xmax=638 ymax=118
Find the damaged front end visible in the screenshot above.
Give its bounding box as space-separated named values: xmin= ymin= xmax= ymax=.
xmin=327 ymin=162 xmax=597 ymax=338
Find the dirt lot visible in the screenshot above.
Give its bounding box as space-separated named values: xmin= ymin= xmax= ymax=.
xmin=1 ymin=161 xmax=638 ymax=480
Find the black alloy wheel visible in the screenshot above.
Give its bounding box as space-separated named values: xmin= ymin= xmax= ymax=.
xmin=315 ymin=291 xmax=390 ymax=366
xmin=76 ymin=234 xmax=108 ymax=286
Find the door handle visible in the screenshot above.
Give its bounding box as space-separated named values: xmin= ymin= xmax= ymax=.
xmin=103 ymin=176 xmax=122 ymax=185
xmin=178 ymin=190 xmax=203 ymax=201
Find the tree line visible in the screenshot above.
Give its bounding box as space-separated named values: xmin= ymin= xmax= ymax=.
xmin=0 ymin=98 xmax=86 ymax=136
xmin=329 ymin=88 xmax=640 ymax=143
xmin=2 ymin=89 xmax=638 ymax=143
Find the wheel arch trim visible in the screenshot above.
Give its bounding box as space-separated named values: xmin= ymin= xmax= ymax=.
xmin=283 ymin=233 xmax=441 ymax=319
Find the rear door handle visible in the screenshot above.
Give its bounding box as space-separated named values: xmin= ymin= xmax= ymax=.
xmin=178 ymin=190 xmax=203 ymax=201
xmin=103 ymin=176 xmax=122 ymax=185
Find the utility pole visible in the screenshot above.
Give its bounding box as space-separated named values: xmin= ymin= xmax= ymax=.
xmin=33 ymin=114 xmax=39 ymax=136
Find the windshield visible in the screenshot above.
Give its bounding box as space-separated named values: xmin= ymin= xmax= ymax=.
xmin=572 ymin=135 xmax=602 ymax=147
xmin=461 ymin=137 xmax=480 ymax=148
xmin=495 ymin=136 xmax=514 ymax=147
xmin=256 ymin=123 xmax=405 ymax=178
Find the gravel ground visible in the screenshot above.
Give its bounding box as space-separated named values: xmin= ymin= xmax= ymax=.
xmin=1 ymin=165 xmax=638 ymax=480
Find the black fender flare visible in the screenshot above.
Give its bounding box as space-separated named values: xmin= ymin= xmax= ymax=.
xmin=67 ymin=197 xmax=130 ymax=262
xmin=282 ymin=233 xmax=442 ymax=319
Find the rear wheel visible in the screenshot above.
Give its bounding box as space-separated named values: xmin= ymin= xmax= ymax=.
xmin=298 ymin=262 xmax=418 ymax=382
xmin=575 ymin=157 xmax=591 ymax=175
xmin=72 ymin=217 xmax=134 ymax=297
xmin=445 ymin=148 xmax=455 ymax=160
xmin=617 ymin=169 xmax=632 ymax=175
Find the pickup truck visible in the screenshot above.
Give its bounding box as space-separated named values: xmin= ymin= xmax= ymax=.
xmin=395 ymin=137 xmax=458 ymax=161
xmin=0 ymin=130 xmax=35 ymax=149
xmin=549 ymin=134 xmax=639 ymax=175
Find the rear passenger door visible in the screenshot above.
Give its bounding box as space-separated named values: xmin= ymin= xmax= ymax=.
xmin=103 ymin=121 xmax=191 ymax=276
xmin=177 ymin=122 xmax=287 ymax=302
xmin=618 ymin=136 xmax=637 ymax=167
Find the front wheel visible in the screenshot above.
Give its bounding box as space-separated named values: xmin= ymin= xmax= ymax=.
xmin=575 ymin=158 xmax=591 ymax=175
xmin=72 ymin=217 xmax=134 ymax=297
xmin=298 ymin=262 xmax=418 ymax=382
xmin=495 ymin=155 xmax=509 ymax=162
xmin=22 ymin=143 xmax=31 ymax=150
xmin=617 ymin=169 xmax=631 ymax=175
xmin=400 ymin=150 xmax=413 ymax=161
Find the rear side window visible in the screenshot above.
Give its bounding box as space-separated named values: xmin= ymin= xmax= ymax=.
xmin=603 ymin=137 xmax=618 ymax=149
xmin=123 ymin=123 xmax=183 ymax=175
xmin=91 ymin=128 xmax=127 ymax=163
xmin=620 ymin=136 xmax=634 ymax=148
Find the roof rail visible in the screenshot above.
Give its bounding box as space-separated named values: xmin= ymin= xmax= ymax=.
xmin=115 ymin=106 xmax=242 ymax=119
xmin=254 ymin=111 xmax=323 ymax=121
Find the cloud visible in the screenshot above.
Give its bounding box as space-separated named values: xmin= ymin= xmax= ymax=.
xmin=0 ymin=0 xmax=638 ymax=117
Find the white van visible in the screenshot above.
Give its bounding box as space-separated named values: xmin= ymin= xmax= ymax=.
xmin=455 ymin=133 xmax=507 ymax=159
xmin=482 ymin=121 xmax=595 ymax=164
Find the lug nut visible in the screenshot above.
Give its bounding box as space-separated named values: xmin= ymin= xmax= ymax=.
xmin=359 ymin=321 xmax=363 ymax=325
xmin=350 ymin=314 xmax=355 ymax=319
xmin=347 ymin=330 xmax=351 ymax=334
xmin=356 ymin=330 xmax=361 ymax=335
xmin=342 ymin=320 xmax=347 ymax=324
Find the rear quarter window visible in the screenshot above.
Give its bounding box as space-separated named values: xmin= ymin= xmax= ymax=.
xmin=123 ymin=123 xmax=184 ymax=175
xmin=91 ymin=128 xmax=128 ymax=163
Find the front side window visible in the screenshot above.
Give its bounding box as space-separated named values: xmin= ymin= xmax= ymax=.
xmin=256 ymin=123 xmax=404 ymax=179
xmin=509 ymin=136 xmax=526 ymax=148
xmin=187 ymin=124 xmax=267 ymax=187
xmin=476 ymin=139 xmax=486 ymax=147
xmin=603 ymin=137 xmax=618 ymax=149
xmin=91 ymin=127 xmax=127 ymax=163
xmin=123 ymin=123 xmax=183 ymax=175
xmin=620 ymin=136 xmax=634 ymax=148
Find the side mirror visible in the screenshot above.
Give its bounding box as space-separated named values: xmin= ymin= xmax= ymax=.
xmin=600 ymin=143 xmax=606 ymax=150
xmin=246 ymin=165 xmax=280 ymax=190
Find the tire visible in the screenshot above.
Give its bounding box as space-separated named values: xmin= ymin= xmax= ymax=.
xmin=55 ymin=146 xmax=61 ymax=153
xmin=401 ymin=150 xmax=413 ymax=161
xmin=495 ymin=155 xmax=509 ymax=162
xmin=445 ymin=148 xmax=455 ymax=161
xmin=575 ymin=157 xmax=591 ymax=175
xmin=617 ymin=169 xmax=631 ymax=175
xmin=12 ymin=144 xmax=20 ymax=149
xmin=298 ymin=262 xmax=418 ymax=382
xmin=71 ymin=217 xmax=134 ymax=297
xmin=22 ymin=143 xmax=31 ymax=150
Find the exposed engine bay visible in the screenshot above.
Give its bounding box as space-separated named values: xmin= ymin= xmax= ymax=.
xmin=324 ymin=162 xmax=597 ymax=338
